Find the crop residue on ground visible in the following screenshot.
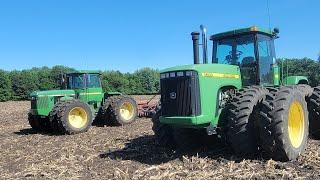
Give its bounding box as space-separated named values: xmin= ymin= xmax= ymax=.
xmin=1 ymin=101 xmax=320 ymax=179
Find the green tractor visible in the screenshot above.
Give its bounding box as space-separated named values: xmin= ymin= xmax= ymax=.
xmin=153 ymin=25 xmax=320 ymax=161
xmin=28 ymin=70 xmax=138 ymax=134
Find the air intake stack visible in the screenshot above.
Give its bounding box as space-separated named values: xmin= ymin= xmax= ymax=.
xmin=191 ymin=32 xmax=200 ymax=64
xmin=191 ymin=25 xmax=208 ymax=64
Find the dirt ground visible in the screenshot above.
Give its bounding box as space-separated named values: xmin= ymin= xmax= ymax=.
xmin=1 ymin=101 xmax=320 ymax=179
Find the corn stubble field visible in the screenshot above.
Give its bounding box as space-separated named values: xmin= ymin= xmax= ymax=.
xmin=1 ymin=100 xmax=320 ymax=179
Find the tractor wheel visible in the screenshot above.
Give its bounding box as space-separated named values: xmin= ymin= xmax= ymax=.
xmin=226 ymin=86 xmax=267 ymax=156
xmin=28 ymin=112 xmax=51 ymax=132
xmin=297 ymin=84 xmax=313 ymax=97
xmin=308 ymin=86 xmax=320 ymax=139
xmin=102 ymin=96 xmax=138 ymax=126
xmin=28 ymin=112 xmax=42 ymax=131
xmin=152 ymin=110 xmax=176 ymax=149
xmin=259 ymin=86 xmax=308 ymax=161
xmin=151 ymin=109 xmax=207 ymax=151
xmin=49 ymin=100 xmax=93 ymax=134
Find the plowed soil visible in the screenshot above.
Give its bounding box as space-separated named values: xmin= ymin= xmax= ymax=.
xmin=1 ymin=100 xmax=320 ymax=179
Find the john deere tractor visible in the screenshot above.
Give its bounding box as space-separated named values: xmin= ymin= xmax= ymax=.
xmin=28 ymin=70 xmax=138 ymax=134
xmin=153 ymin=25 xmax=320 ymax=161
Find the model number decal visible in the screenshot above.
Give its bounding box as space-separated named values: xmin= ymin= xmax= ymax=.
xmin=201 ymin=72 xmax=240 ymax=79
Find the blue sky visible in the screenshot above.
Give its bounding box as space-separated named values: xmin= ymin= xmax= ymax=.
xmin=0 ymin=0 xmax=319 ymax=72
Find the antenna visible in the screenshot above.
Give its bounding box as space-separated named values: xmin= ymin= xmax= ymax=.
xmin=267 ymin=0 xmax=271 ymax=29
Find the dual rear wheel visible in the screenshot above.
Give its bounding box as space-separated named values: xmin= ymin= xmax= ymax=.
xmin=28 ymin=96 xmax=138 ymax=135
xmin=258 ymin=86 xmax=308 ymax=161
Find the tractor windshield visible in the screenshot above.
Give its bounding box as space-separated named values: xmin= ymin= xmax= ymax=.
xmin=67 ymin=74 xmax=85 ymax=89
xmin=66 ymin=73 xmax=101 ymax=89
xmin=213 ymin=34 xmax=276 ymax=86
xmin=213 ymin=34 xmax=257 ymax=86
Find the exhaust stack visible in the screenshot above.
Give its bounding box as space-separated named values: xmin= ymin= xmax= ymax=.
xmin=191 ymin=32 xmax=200 ymax=64
xmin=200 ymin=25 xmax=208 ymax=64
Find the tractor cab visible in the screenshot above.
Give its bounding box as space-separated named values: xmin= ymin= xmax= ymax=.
xmin=211 ymin=27 xmax=279 ymax=86
xmin=63 ymin=71 xmax=104 ymax=107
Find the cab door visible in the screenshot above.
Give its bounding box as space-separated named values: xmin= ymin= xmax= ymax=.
xmin=84 ymin=74 xmax=104 ymax=108
xmin=69 ymin=73 xmax=87 ymax=102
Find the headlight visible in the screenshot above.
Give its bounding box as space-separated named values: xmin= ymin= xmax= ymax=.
xmin=177 ymin=72 xmax=184 ymax=77
xmin=170 ymin=72 xmax=176 ymax=77
xmin=160 ymin=74 xmax=166 ymax=79
xmin=31 ymin=96 xmax=37 ymax=101
xmin=186 ymin=71 xmax=193 ymax=76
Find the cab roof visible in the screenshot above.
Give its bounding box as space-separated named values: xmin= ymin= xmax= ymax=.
xmin=68 ymin=70 xmax=101 ymax=74
xmin=210 ymin=26 xmax=274 ymax=40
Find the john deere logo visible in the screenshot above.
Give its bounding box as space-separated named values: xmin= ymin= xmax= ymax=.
xmin=169 ymin=92 xmax=177 ymax=100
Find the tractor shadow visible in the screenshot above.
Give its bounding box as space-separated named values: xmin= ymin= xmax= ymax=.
xmin=14 ymin=128 xmax=64 ymax=136
xmin=14 ymin=128 xmax=40 ymax=135
xmin=99 ymin=135 xmax=256 ymax=165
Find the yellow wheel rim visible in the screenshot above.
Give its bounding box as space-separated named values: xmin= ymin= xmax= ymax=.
xmin=119 ymin=102 xmax=135 ymax=121
xmin=68 ymin=107 xmax=88 ymax=129
xmin=288 ymin=101 xmax=305 ymax=148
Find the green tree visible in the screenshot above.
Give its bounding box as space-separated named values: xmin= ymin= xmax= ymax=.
xmin=279 ymin=58 xmax=320 ymax=86
xmin=0 ymin=70 xmax=12 ymax=101
xmin=10 ymin=70 xmax=39 ymax=100
xmin=51 ymin=65 xmax=75 ymax=88
xmin=31 ymin=67 xmax=56 ymax=90
xmin=101 ymin=71 xmax=130 ymax=94
xmin=133 ymin=68 xmax=160 ymax=94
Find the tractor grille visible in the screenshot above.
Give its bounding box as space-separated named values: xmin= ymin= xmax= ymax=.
xmin=31 ymin=96 xmax=48 ymax=110
xmin=31 ymin=99 xmax=37 ymax=109
xmin=160 ymin=71 xmax=201 ymax=117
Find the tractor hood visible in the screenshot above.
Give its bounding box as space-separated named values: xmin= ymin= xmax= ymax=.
xmin=30 ymin=89 xmax=75 ymax=97
xmin=160 ymin=64 xmax=240 ymax=76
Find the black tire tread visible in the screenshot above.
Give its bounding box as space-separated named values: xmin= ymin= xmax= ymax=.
xmin=102 ymin=95 xmax=138 ymax=126
xmin=259 ymin=86 xmax=309 ymax=161
xmin=49 ymin=100 xmax=93 ymax=134
xmin=226 ymin=86 xmax=268 ymax=156
xmin=308 ymin=86 xmax=320 ymax=138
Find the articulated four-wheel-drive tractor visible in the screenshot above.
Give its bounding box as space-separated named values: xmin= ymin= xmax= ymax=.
xmin=28 ymin=71 xmax=138 ymax=134
xmin=153 ymin=26 xmax=320 ymax=161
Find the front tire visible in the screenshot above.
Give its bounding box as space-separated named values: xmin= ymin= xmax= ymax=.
xmin=226 ymin=86 xmax=267 ymax=156
xmin=152 ymin=110 xmax=176 ymax=149
xmin=28 ymin=112 xmax=51 ymax=132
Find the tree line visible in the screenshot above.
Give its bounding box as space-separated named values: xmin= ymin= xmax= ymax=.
xmin=0 ymin=66 xmax=159 ymax=102
xmin=1 ymin=57 xmax=320 ymax=102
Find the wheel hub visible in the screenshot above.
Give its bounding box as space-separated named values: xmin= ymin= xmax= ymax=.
xmin=68 ymin=107 xmax=88 ymax=129
xmin=288 ymin=101 xmax=305 ymax=148
xmin=120 ymin=102 xmax=134 ymax=121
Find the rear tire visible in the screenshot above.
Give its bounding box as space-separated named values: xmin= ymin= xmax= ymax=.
xmin=259 ymin=86 xmax=308 ymax=161
xmin=226 ymin=86 xmax=267 ymax=156
xmin=308 ymin=86 xmax=320 ymax=139
xmin=49 ymin=100 xmax=93 ymax=134
xmin=102 ymin=96 xmax=138 ymax=126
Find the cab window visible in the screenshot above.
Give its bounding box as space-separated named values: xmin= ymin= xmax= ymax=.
xmin=87 ymin=74 xmax=101 ymax=88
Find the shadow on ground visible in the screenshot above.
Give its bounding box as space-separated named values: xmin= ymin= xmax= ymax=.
xmin=99 ymin=135 xmax=255 ymax=165
xmin=14 ymin=128 xmax=65 ymax=136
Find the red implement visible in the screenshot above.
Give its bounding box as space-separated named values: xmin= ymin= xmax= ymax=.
xmin=137 ymin=95 xmax=160 ymax=118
